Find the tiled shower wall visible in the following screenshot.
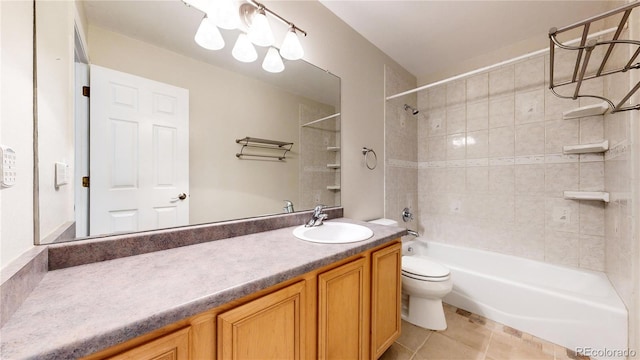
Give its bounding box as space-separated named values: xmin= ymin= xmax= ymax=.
xmin=385 ymin=65 xmax=418 ymax=228
xmin=384 ymin=46 xmax=619 ymax=272
xmin=416 ymin=53 xmax=607 ymax=271
xmin=299 ymin=103 xmax=341 ymax=210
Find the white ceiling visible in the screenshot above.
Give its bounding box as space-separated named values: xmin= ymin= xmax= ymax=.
xmin=319 ymin=0 xmax=620 ymax=80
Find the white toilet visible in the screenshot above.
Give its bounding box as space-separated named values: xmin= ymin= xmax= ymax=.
xmin=367 ymin=218 xmax=453 ymax=331
xmin=401 ymin=255 xmax=453 ymax=330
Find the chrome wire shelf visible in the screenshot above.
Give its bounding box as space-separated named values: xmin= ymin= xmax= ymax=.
xmin=549 ymin=1 xmax=640 ymax=113
xmin=235 ymin=137 xmax=293 ymax=161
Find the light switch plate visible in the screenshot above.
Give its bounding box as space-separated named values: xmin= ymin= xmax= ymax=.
xmin=55 ymin=162 xmax=69 ymax=187
xmin=1 ymin=145 xmax=16 ymax=187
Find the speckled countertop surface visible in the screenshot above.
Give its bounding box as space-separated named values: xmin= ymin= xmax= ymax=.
xmin=0 ymin=219 xmax=404 ymax=360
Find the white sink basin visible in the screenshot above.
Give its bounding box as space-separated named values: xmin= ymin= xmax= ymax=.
xmin=292 ymin=222 xmax=374 ymax=244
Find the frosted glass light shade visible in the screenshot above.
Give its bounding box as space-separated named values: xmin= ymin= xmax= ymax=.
xmin=247 ymin=9 xmax=274 ymax=47
xmin=279 ymin=27 xmax=304 ymax=60
xmin=211 ymin=0 xmax=240 ymax=30
xmin=232 ymin=33 xmax=258 ymax=63
xmin=262 ymin=47 xmax=284 ymax=73
xmin=194 ymin=17 xmax=225 ymax=50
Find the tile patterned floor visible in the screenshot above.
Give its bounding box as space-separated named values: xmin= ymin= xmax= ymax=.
xmin=381 ymin=304 xmax=591 ymax=360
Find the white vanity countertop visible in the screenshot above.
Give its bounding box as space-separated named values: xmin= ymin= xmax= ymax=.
xmin=0 ymin=218 xmax=404 ymax=359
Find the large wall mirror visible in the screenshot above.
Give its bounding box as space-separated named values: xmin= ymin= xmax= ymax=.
xmin=35 ymin=0 xmax=341 ymax=244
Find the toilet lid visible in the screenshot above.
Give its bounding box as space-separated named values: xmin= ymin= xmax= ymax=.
xmin=402 ymin=256 xmax=450 ymax=278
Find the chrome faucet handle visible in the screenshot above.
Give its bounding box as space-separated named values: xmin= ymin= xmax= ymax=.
xmin=313 ymin=204 xmax=327 ymax=216
xmin=402 ymin=207 xmax=414 ymax=222
xmin=305 ymin=205 xmax=328 ymax=227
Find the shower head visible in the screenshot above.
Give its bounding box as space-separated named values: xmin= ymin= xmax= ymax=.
xmin=404 ymin=104 xmax=419 ymax=115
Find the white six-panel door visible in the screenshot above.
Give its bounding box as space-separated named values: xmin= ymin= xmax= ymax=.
xmin=89 ymin=65 xmax=189 ymax=236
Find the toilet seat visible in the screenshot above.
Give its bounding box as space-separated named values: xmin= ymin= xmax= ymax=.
xmin=402 ymin=256 xmax=450 ymax=282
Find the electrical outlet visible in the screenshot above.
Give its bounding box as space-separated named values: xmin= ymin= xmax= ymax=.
xmin=552 ymin=206 xmax=571 ymax=224
xmin=1 ymin=145 xmax=16 ymax=188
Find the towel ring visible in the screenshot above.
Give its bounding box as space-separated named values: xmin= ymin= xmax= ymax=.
xmin=362 ymin=147 xmax=377 ymax=170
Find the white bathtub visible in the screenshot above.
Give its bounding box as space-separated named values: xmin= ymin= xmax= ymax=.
xmin=404 ymin=239 xmax=628 ymax=359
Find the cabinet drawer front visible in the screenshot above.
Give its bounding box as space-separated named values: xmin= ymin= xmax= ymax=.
xmin=217 ymin=281 xmax=306 ymax=360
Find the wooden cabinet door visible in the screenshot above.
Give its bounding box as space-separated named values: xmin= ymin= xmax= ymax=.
xmin=217 ymin=281 xmax=306 ymax=360
xmin=371 ymin=243 xmax=402 ymax=358
xmin=106 ymin=327 xmax=190 ymax=360
xmin=318 ymin=257 xmax=369 ymax=360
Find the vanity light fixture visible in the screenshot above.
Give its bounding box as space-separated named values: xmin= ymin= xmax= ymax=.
xmin=280 ymin=25 xmax=304 ymax=60
xmin=262 ymin=47 xmax=285 ymax=73
xmin=185 ymin=0 xmax=307 ymax=71
xmin=194 ymin=16 xmax=225 ymax=50
xmin=247 ymin=6 xmax=274 ymax=47
xmin=232 ymin=33 xmax=258 ymax=62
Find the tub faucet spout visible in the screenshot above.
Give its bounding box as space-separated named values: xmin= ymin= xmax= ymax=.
xmin=407 ymin=229 xmax=419 ymax=237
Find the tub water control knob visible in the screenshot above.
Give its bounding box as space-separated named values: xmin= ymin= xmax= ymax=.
xmin=402 ymin=207 xmax=414 ymax=222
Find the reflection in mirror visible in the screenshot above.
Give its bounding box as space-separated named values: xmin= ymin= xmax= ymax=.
xmin=36 ymin=0 xmax=340 ymax=244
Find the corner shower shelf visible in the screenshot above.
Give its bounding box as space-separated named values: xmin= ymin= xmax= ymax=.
xmin=562 ymin=102 xmax=609 ymax=119
xmin=563 ymin=140 xmax=609 ymax=154
xmin=300 ymin=113 xmax=341 ymax=127
xmin=327 ymin=164 xmax=341 ymax=169
xmin=563 ymin=191 xmax=610 ymax=203
xmin=235 ymin=137 xmax=293 ymax=161
xmin=549 ymin=2 xmax=640 ymax=113
xmin=327 ymin=185 xmax=341 ymax=191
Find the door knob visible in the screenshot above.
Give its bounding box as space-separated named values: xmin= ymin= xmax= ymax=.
xmin=171 ymin=193 xmax=188 ymax=201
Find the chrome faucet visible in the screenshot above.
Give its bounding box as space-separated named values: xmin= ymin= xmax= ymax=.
xmin=406 ymin=229 xmax=419 ymax=237
xmin=283 ymin=200 xmax=295 ymax=213
xmin=305 ymin=205 xmax=328 ymax=227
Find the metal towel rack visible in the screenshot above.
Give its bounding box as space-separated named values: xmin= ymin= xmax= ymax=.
xmin=548 ymin=1 xmax=640 ymax=113
xmin=235 ymin=137 xmax=293 ymax=161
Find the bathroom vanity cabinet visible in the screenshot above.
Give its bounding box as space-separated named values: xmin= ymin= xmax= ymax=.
xmin=82 ymin=240 xmax=401 ymax=360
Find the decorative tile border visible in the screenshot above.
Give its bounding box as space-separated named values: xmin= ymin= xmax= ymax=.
xmin=387 ymin=159 xmax=418 ymax=169
xmin=605 ymin=140 xmax=630 ymax=161
xmin=414 ymin=153 xmax=601 ymax=169
xmin=302 ymin=165 xmax=339 ymax=172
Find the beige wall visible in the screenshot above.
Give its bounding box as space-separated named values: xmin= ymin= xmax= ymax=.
xmin=271 ymin=1 xmax=412 ymax=221
xmin=89 ymin=26 xmax=341 ymax=223
xmin=0 ymin=1 xmax=35 ymax=268
xmin=35 ymin=1 xmax=76 ymax=242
